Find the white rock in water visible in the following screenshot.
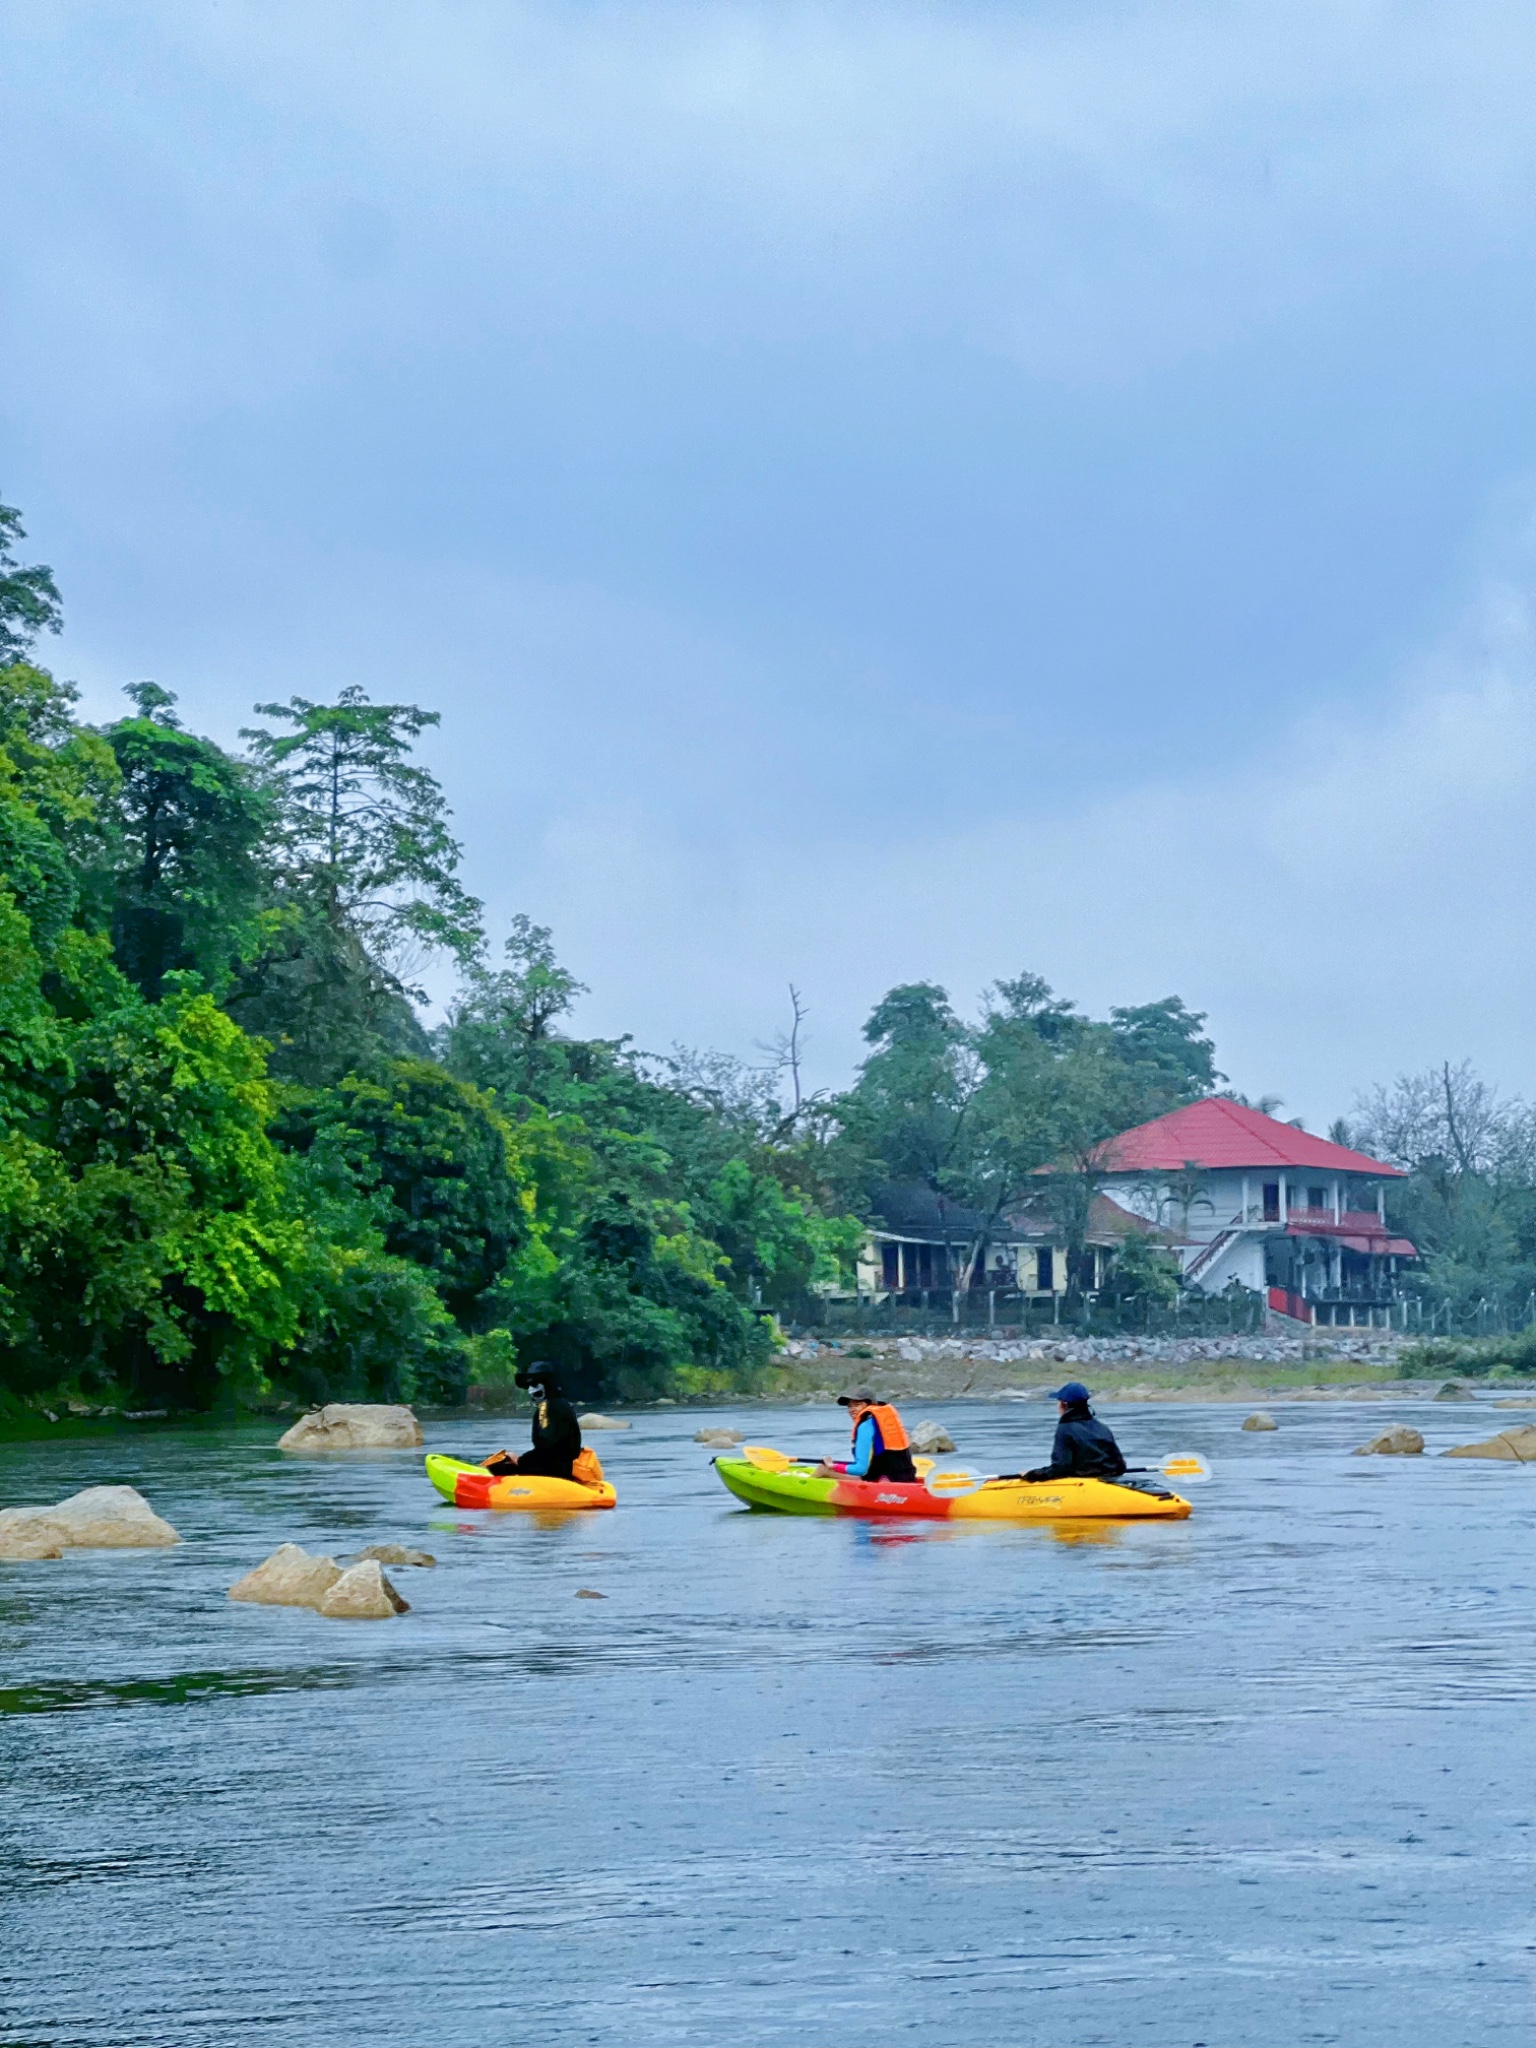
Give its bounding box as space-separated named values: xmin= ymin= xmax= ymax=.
xmin=46 ymin=1485 xmax=180 ymax=1547
xmin=277 ymin=1404 xmax=423 ymax=1452
xmin=0 ymin=1508 xmax=70 ymax=1560
xmin=1242 ymin=1412 xmax=1278 ymax=1432
xmin=694 ymin=1427 xmax=742 ymax=1446
xmin=578 ymin=1413 xmax=630 ymax=1431
xmin=317 ymin=1558 xmax=409 ymax=1618
xmin=229 ymin=1543 xmax=342 ymax=1609
xmin=340 ymin=1543 xmax=436 ymax=1568
xmin=909 ymin=1421 xmax=956 ymax=1454
xmin=1354 ymin=1426 xmax=1425 ymax=1456
xmin=1443 ymin=1425 xmax=1536 ymax=1462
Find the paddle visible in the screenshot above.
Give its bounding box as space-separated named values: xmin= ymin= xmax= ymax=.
xmin=923 ymin=1465 xmax=983 ymax=1498
xmin=1158 ymin=1452 xmax=1212 ymax=1483
xmin=741 ymin=1445 xmax=817 ymax=1472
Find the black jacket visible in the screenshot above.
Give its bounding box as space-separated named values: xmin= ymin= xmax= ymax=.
xmin=1026 ymin=1403 xmax=1126 ymax=1482
xmin=528 ymin=1391 xmax=582 ymax=1467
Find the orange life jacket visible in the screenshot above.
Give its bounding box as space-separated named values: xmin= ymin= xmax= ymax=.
xmin=850 ymin=1402 xmax=909 ymax=1454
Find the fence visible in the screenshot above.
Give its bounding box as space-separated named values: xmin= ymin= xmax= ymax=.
xmin=1400 ymin=1292 xmax=1536 ymax=1340
xmin=788 ymin=1287 xmax=1267 ymax=1342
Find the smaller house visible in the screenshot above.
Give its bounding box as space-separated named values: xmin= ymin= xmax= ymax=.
xmin=1092 ymin=1098 xmax=1416 ymax=1325
xmin=852 ymin=1184 xmax=1165 ymax=1305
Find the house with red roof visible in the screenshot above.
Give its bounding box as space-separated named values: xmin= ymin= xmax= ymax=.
xmin=1092 ymin=1098 xmax=1417 ymax=1326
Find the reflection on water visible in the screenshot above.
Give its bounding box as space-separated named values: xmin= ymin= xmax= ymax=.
xmin=2 ymin=1399 xmax=1535 ymax=2047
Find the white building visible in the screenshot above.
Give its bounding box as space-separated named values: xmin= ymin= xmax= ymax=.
xmin=1093 ymin=1098 xmax=1416 ymax=1326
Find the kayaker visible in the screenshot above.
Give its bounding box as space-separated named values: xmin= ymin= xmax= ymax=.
xmin=1024 ymin=1382 xmax=1127 ymax=1482
xmin=481 ymin=1364 xmax=582 ymax=1480
xmin=816 ymin=1391 xmax=918 ymax=1483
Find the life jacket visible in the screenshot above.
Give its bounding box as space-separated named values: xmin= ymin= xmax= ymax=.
xmin=850 ymin=1402 xmax=909 ymax=1454
xmin=571 ymin=1447 xmax=605 ymax=1487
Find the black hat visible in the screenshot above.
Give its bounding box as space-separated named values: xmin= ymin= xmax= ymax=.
xmin=514 ymin=1362 xmax=562 ymax=1391
xmin=836 ymin=1390 xmax=878 ymax=1407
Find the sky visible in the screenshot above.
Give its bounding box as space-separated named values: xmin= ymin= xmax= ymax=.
xmin=5 ymin=0 xmax=1536 ymax=1125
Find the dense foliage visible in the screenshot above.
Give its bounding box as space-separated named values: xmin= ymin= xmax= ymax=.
xmin=28 ymin=485 xmax=1504 ymax=1414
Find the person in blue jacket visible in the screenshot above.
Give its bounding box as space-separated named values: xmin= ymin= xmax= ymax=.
xmin=815 ymin=1391 xmax=918 ymax=1483
xmin=1024 ymin=1382 xmax=1127 ymax=1482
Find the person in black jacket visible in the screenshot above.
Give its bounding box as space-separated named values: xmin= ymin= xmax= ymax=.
xmin=482 ymin=1364 xmax=583 ymax=1480
xmin=1024 ymin=1382 xmax=1127 ymax=1482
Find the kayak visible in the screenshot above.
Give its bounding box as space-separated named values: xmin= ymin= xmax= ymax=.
xmin=712 ymin=1454 xmax=1190 ymax=1521
xmin=426 ymin=1453 xmax=617 ymax=1511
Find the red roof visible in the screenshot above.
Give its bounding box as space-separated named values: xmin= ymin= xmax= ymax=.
xmin=1095 ymin=1098 xmax=1405 ymax=1178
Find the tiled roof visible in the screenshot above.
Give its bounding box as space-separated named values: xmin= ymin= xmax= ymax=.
xmin=1095 ymin=1097 xmax=1404 ymax=1177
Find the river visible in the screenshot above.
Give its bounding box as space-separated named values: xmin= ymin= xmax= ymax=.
xmin=2 ymin=1397 xmax=1533 ymax=2046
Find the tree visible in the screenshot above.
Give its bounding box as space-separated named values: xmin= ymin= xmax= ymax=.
xmin=0 ymin=498 xmax=63 ymax=667
xmin=100 ymin=683 xmax=271 ymax=999
xmin=274 ymin=1060 xmax=529 ymax=1327
xmin=235 ymin=688 xmax=479 ymax=1082
xmin=243 ymin=686 xmax=482 ymax=986
xmin=440 ymin=916 xmax=589 ymax=1102
xmin=1109 ymin=997 xmax=1222 ymax=1110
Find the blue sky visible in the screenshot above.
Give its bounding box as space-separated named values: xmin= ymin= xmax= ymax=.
xmin=5 ymin=1 xmax=1536 ymax=1121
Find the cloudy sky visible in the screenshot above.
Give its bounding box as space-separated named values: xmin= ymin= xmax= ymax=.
xmin=5 ymin=1 xmax=1536 ymax=1121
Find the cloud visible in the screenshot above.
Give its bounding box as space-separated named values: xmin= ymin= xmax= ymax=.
xmin=495 ymin=556 xmax=1536 ymax=1124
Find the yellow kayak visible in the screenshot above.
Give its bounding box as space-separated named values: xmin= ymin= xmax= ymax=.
xmin=713 ymin=1455 xmax=1190 ymax=1520
xmin=425 ymin=1452 xmax=617 ymax=1511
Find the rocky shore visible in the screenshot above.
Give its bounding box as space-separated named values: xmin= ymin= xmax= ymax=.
xmin=768 ymin=1330 xmax=1416 ymax=1404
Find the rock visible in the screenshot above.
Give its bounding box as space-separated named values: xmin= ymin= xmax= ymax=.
xmin=694 ymin=1427 xmax=742 ymax=1446
xmin=578 ymin=1413 xmax=630 ymax=1431
xmin=46 ymin=1485 xmax=180 ymax=1547
xmin=1242 ymin=1412 xmax=1278 ymax=1432
xmin=316 ymin=1559 xmax=409 ymax=1618
xmin=1443 ymin=1426 xmax=1536 ymax=1462
xmin=229 ymin=1543 xmax=342 ymax=1609
xmin=338 ymin=1543 xmax=436 ymax=1568
xmin=1494 ymin=1397 xmax=1536 ymax=1408
xmin=277 ymin=1404 xmax=423 ymax=1452
xmin=1354 ymin=1426 xmax=1425 ymax=1455
xmin=0 ymin=1509 xmax=70 ymax=1560
xmin=1434 ymin=1381 xmax=1478 ymax=1402
xmin=909 ymin=1421 xmax=957 ymax=1454
xmin=576 ymin=1587 xmax=606 ymax=1599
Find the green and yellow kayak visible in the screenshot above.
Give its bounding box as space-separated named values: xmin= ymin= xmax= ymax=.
xmin=426 ymin=1453 xmax=617 ymax=1511
xmin=713 ymin=1454 xmax=1190 ymax=1521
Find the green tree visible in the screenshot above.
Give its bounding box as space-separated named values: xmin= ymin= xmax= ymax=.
xmin=100 ymin=683 xmax=271 ymax=999
xmin=235 ymin=687 xmax=480 ymax=1082
xmin=274 ymin=1060 xmax=529 ymax=1327
xmin=0 ymin=498 xmax=63 ymax=667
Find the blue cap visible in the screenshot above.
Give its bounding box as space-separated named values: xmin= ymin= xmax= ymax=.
xmin=1050 ymin=1382 xmax=1091 ymax=1405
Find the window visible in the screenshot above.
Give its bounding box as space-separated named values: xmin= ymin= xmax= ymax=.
xmin=1308 ymin=1186 xmax=1326 ymax=1211
xmin=882 ymin=1243 xmax=900 ymax=1290
xmin=1036 ymin=1248 xmax=1054 ymax=1292
xmin=1262 ymin=1183 xmax=1280 ymax=1221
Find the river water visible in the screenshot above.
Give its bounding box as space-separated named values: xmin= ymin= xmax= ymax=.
xmin=2 ymin=1397 xmax=1533 ymax=2047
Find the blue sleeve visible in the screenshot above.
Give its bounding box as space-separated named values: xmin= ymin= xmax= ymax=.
xmin=847 ymin=1414 xmax=876 ymax=1477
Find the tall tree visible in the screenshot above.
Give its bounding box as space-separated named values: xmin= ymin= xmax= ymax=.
xmin=0 ymin=499 xmax=63 ymax=667
xmin=100 ymin=683 xmax=271 ymax=1000
xmin=235 ymin=688 xmax=481 ymax=1083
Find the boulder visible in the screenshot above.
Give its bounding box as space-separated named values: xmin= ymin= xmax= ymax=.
xmin=694 ymin=1427 xmax=743 ymax=1447
xmin=229 ymin=1543 xmax=342 ymax=1609
xmin=1443 ymin=1426 xmax=1536 ymax=1462
xmin=1434 ymin=1381 xmax=1478 ymax=1402
xmin=277 ymin=1404 xmax=423 ymax=1452
xmin=909 ymin=1421 xmax=957 ymax=1454
xmin=46 ymin=1485 xmax=180 ymax=1547
xmin=0 ymin=1508 xmax=70 ymax=1560
xmin=1354 ymin=1426 xmax=1425 ymax=1456
xmin=338 ymin=1543 xmax=435 ymax=1568
xmin=316 ymin=1559 xmax=409 ymax=1619
xmin=1242 ymin=1412 xmax=1278 ymax=1432
xmin=578 ymin=1413 xmax=630 ymax=1431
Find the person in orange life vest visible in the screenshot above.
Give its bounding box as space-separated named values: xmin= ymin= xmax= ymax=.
xmin=815 ymin=1391 xmax=918 ymax=1483
xmin=481 ymin=1364 xmax=582 ymax=1481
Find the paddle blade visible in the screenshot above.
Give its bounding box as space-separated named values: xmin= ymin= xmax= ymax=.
xmin=742 ymin=1445 xmax=801 ymax=1472
xmin=1161 ymin=1452 xmax=1212 ymax=1483
xmin=924 ymin=1465 xmax=983 ymax=1498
